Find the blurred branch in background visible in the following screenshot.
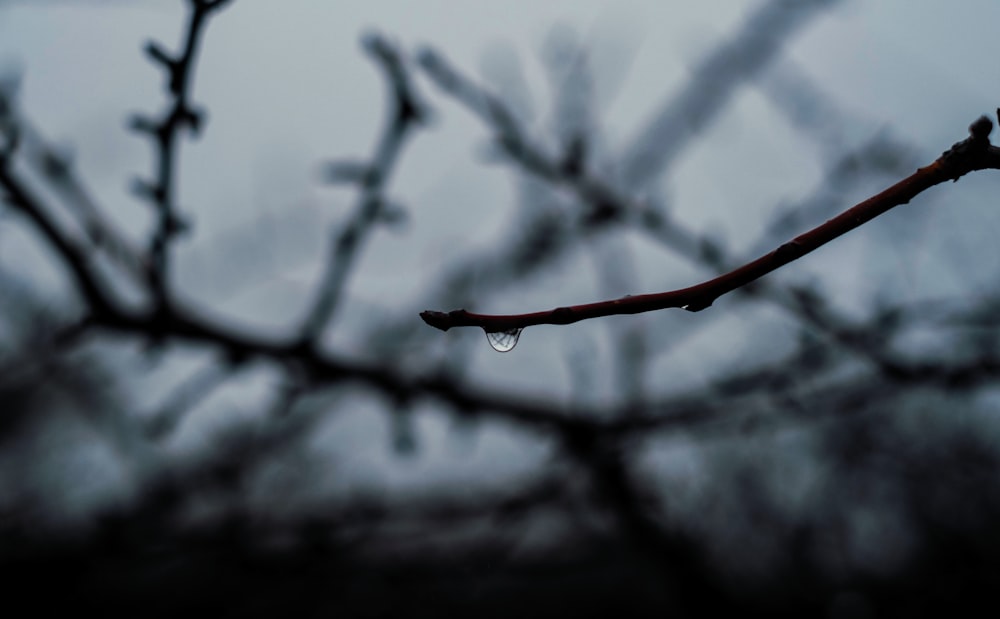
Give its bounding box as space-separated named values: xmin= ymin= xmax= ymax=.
xmin=2 ymin=1 xmax=1000 ymax=616
xmin=299 ymin=32 xmax=429 ymax=344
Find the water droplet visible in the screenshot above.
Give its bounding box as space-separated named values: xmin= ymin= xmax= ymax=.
xmin=485 ymin=327 xmax=522 ymax=352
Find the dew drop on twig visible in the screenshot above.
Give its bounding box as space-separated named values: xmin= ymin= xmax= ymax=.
xmin=484 ymin=327 xmax=522 ymax=353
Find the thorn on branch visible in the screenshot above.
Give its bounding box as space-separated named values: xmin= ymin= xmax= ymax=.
xmin=363 ymin=32 xmax=430 ymax=127
xmin=773 ymin=239 xmax=806 ymax=263
xmin=938 ymin=115 xmax=996 ymax=181
xmin=144 ymin=41 xmax=176 ymax=72
xmin=130 ymin=177 xmax=165 ymax=204
xmin=970 ymin=115 xmax=993 ymax=142
xmin=177 ymin=104 xmax=205 ymax=136
xmin=164 ymin=212 xmax=193 ymax=237
xmin=375 ymin=199 xmax=410 ymax=230
xmin=420 ymin=310 xmax=455 ymax=332
xmin=127 ymin=113 xmax=160 ymax=136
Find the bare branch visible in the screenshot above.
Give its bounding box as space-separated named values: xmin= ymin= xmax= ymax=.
xmin=0 ymin=162 xmax=118 ymax=317
xmin=129 ymin=0 xmax=231 ymax=303
xmin=422 ymin=116 xmax=1000 ymax=333
xmin=298 ymin=33 xmax=427 ymax=344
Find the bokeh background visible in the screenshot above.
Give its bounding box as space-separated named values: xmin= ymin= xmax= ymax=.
xmin=3 ymin=1 xmax=1000 ymax=616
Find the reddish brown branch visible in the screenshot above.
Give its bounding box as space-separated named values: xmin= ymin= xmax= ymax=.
xmin=421 ymin=115 xmax=1000 ymax=333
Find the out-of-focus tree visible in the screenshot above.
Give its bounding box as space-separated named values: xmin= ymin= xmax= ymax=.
xmin=3 ymin=1 xmax=1000 ymax=616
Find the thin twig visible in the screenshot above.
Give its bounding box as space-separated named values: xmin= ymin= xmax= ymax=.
xmin=421 ymin=115 xmax=1000 ymax=333
xmin=129 ymin=0 xmax=231 ymax=304
xmin=144 ymin=359 xmax=234 ymax=439
xmin=0 ymin=85 xmax=150 ymax=284
xmin=0 ymin=162 xmax=117 ymax=316
xmin=298 ymin=33 xmax=426 ymax=344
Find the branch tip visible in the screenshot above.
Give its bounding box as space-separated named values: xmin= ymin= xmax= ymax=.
xmin=419 ymin=111 xmax=1000 ymax=333
xmin=969 ymin=115 xmax=993 ymax=141
xmin=419 ymin=310 xmax=453 ymax=332
xmin=143 ymin=41 xmax=174 ymax=69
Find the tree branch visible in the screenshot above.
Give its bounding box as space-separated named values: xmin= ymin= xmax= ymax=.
xmin=298 ymin=33 xmax=427 ymax=344
xmin=421 ymin=115 xmax=1000 ymax=333
xmin=0 ymin=86 xmax=152 ymax=285
xmin=129 ymin=0 xmax=231 ymax=304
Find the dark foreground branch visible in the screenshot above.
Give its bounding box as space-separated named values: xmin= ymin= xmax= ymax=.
xmin=129 ymin=0 xmax=231 ymax=303
xmin=421 ymin=114 xmax=1000 ymax=334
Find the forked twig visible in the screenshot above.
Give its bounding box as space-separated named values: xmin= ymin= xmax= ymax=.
xmin=299 ymin=33 xmax=427 ymax=343
xmin=421 ymin=114 xmax=1000 ymax=334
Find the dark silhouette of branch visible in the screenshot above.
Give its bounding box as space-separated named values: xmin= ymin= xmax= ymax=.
xmin=0 ymin=91 xmax=151 ymax=284
xmin=128 ymin=0 xmax=231 ymax=304
xmin=0 ymin=162 xmax=119 ymax=316
xmin=421 ymin=115 xmax=1000 ymax=333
